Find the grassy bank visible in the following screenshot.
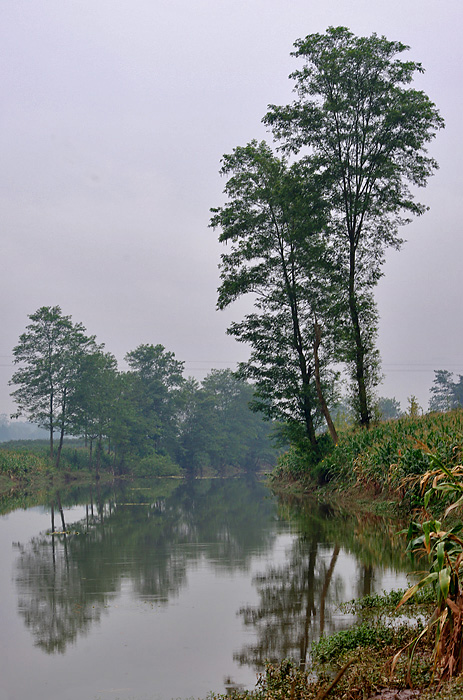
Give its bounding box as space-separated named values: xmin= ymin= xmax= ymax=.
xmin=271 ymin=409 xmax=463 ymax=509
xmin=206 ymin=592 xmax=463 ymax=699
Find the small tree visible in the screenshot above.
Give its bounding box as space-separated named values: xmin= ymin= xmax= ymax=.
xmin=407 ymin=395 xmax=422 ymax=418
xmin=10 ymin=306 xmax=100 ymax=467
xmin=376 ymin=396 xmax=402 ymax=421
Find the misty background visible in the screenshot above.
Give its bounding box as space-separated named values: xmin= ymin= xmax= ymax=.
xmin=2 ymin=0 xmax=462 ymax=421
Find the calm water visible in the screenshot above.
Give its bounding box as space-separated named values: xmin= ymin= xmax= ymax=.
xmin=0 ymin=478 xmax=411 ymax=700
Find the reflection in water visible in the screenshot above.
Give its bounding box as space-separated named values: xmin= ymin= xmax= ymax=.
xmin=12 ymin=478 xmax=412 ymax=687
xmin=235 ymin=496 xmax=411 ymax=670
xmin=14 ymin=478 xmax=276 ymax=654
xmin=235 ymin=536 xmax=344 ymax=669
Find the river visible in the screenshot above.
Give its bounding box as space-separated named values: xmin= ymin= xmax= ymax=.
xmin=0 ymin=477 xmax=411 ymax=700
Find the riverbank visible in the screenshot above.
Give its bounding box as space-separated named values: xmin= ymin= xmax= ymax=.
xmin=261 ymin=409 xmax=463 ymax=698
xmin=271 ymin=409 xmax=463 ymax=510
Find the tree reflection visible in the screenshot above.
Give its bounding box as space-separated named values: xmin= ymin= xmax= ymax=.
xmin=15 ymin=535 xmax=107 ymax=653
xmin=235 ymin=534 xmax=343 ymax=669
xmin=234 ymin=496 xmax=412 ymax=672
xmin=14 ymin=478 xmax=276 ymax=653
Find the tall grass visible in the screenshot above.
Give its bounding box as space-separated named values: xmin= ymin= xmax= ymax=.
xmin=0 ymin=447 xmax=50 ymax=477
xmin=273 ymin=410 xmax=463 ymax=507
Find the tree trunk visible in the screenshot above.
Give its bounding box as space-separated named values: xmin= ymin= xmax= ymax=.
xmin=56 ymin=491 xmax=66 ymax=532
xmin=348 ymin=249 xmax=370 ymax=427
xmin=313 ymin=320 xmax=338 ymax=444
xmin=49 ymin=393 xmax=54 ymax=459
xmin=55 ymin=389 xmax=66 ymax=468
xmin=96 ymin=435 xmax=102 ymax=480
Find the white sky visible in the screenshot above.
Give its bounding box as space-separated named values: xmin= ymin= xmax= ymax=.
xmin=1 ymin=0 xmax=462 ymax=416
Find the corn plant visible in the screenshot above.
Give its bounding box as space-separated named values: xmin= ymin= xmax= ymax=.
xmin=393 ymin=448 xmax=463 ymax=683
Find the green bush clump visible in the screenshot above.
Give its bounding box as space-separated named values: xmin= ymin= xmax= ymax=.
xmin=311 ymin=623 xmax=396 ymax=662
xmin=129 ymin=452 xmax=183 ymax=477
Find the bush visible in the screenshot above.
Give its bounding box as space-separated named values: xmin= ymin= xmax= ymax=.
xmin=129 ymin=452 xmax=183 ymax=477
xmin=311 ymin=623 xmax=396 ymax=662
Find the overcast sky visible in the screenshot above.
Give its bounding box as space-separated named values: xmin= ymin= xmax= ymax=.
xmin=1 ymin=0 xmax=462 ymax=416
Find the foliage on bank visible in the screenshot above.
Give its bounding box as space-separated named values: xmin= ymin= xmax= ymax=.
xmin=272 ymin=409 xmax=463 ymax=508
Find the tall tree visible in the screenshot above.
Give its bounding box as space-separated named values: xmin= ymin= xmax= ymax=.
xmin=211 ymin=141 xmax=338 ymax=449
xmin=10 ymin=306 xmax=100 ymax=466
xmin=264 ymin=26 xmax=444 ymax=426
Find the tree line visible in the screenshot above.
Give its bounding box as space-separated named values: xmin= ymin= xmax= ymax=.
xmin=9 ymin=306 xmax=275 ymax=474
xmin=211 ymin=26 xmax=443 ymax=456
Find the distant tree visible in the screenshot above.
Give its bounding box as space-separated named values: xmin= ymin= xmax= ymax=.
xmin=264 ymin=26 xmax=444 ymax=426
xmin=376 ymin=396 xmax=402 ymax=421
xmin=211 ymin=141 xmax=339 ymax=450
xmin=429 ymin=370 xmax=463 ymax=412
xmin=407 ymin=395 xmax=422 ymax=418
xmin=10 ymin=306 xmax=100 ymax=466
xmin=125 ymin=344 xmax=185 ymax=459
xmin=67 ymin=350 xmax=119 ymax=473
xmin=177 ymin=370 xmax=276 ymax=476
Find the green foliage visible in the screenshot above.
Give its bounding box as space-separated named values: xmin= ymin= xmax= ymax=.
xmin=264 ymin=27 xmax=443 ymax=426
xmin=9 ymin=306 xmax=101 ymax=467
xmin=211 ymin=141 xmax=339 ymax=447
xmin=341 ymin=587 xmax=435 ymax=613
xmin=312 ymin=622 xmax=396 ymax=662
xmin=273 ymin=434 xmax=334 ymax=484
xmin=0 ymin=447 xmax=50 ymax=477
xmin=317 ymin=411 xmax=463 ymax=498
xmin=128 ymin=452 xmax=182 ymax=477
xmin=395 ymin=447 xmax=463 ymax=682
xmin=430 ymin=370 xmax=463 ymax=412
xmin=375 ymin=396 xmax=402 ymax=421
xmin=8 ymin=310 xmax=277 ymax=479
xmin=177 ymin=370 xmax=276 ymax=476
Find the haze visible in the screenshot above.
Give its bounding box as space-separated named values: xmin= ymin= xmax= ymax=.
xmin=2 ymin=0 xmax=462 ymax=416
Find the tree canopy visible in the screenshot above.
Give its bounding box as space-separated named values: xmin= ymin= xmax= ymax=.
xmin=212 ymin=26 xmax=443 ymax=449
xmin=264 ymin=26 xmax=444 ymax=426
xmin=211 ymin=141 xmax=339 ymax=449
xmin=9 ymin=307 xmax=276 ymax=476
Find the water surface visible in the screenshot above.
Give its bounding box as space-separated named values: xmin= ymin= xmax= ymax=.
xmin=0 ymin=478 xmax=411 ymax=700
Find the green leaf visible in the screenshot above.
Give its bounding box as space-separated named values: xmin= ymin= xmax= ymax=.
xmin=424 ymin=489 xmax=432 ymax=509
xmin=439 ymin=568 xmax=451 ymax=602
xmin=436 ymin=541 xmax=445 ymax=571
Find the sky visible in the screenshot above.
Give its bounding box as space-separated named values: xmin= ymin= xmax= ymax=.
xmin=1 ymin=0 xmax=462 ymax=417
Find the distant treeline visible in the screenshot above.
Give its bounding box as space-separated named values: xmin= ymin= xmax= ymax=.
xmin=0 ymin=416 xmax=47 ymax=442
xmin=8 ymin=306 xmax=277 ymax=476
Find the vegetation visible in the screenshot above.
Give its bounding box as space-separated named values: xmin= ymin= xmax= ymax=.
xmin=430 ymin=370 xmax=463 ymax=412
xmin=393 ymin=449 xmax=463 ymax=683
xmin=211 ymin=141 xmax=338 ymax=451
xmin=10 ymin=305 xmax=101 ymax=467
xmin=6 ymin=307 xmax=277 ymax=482
xmin=213 ymin=26 xmax=443 ymax=444
xmin=272 ymin=409 xmax=463 ymax=505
